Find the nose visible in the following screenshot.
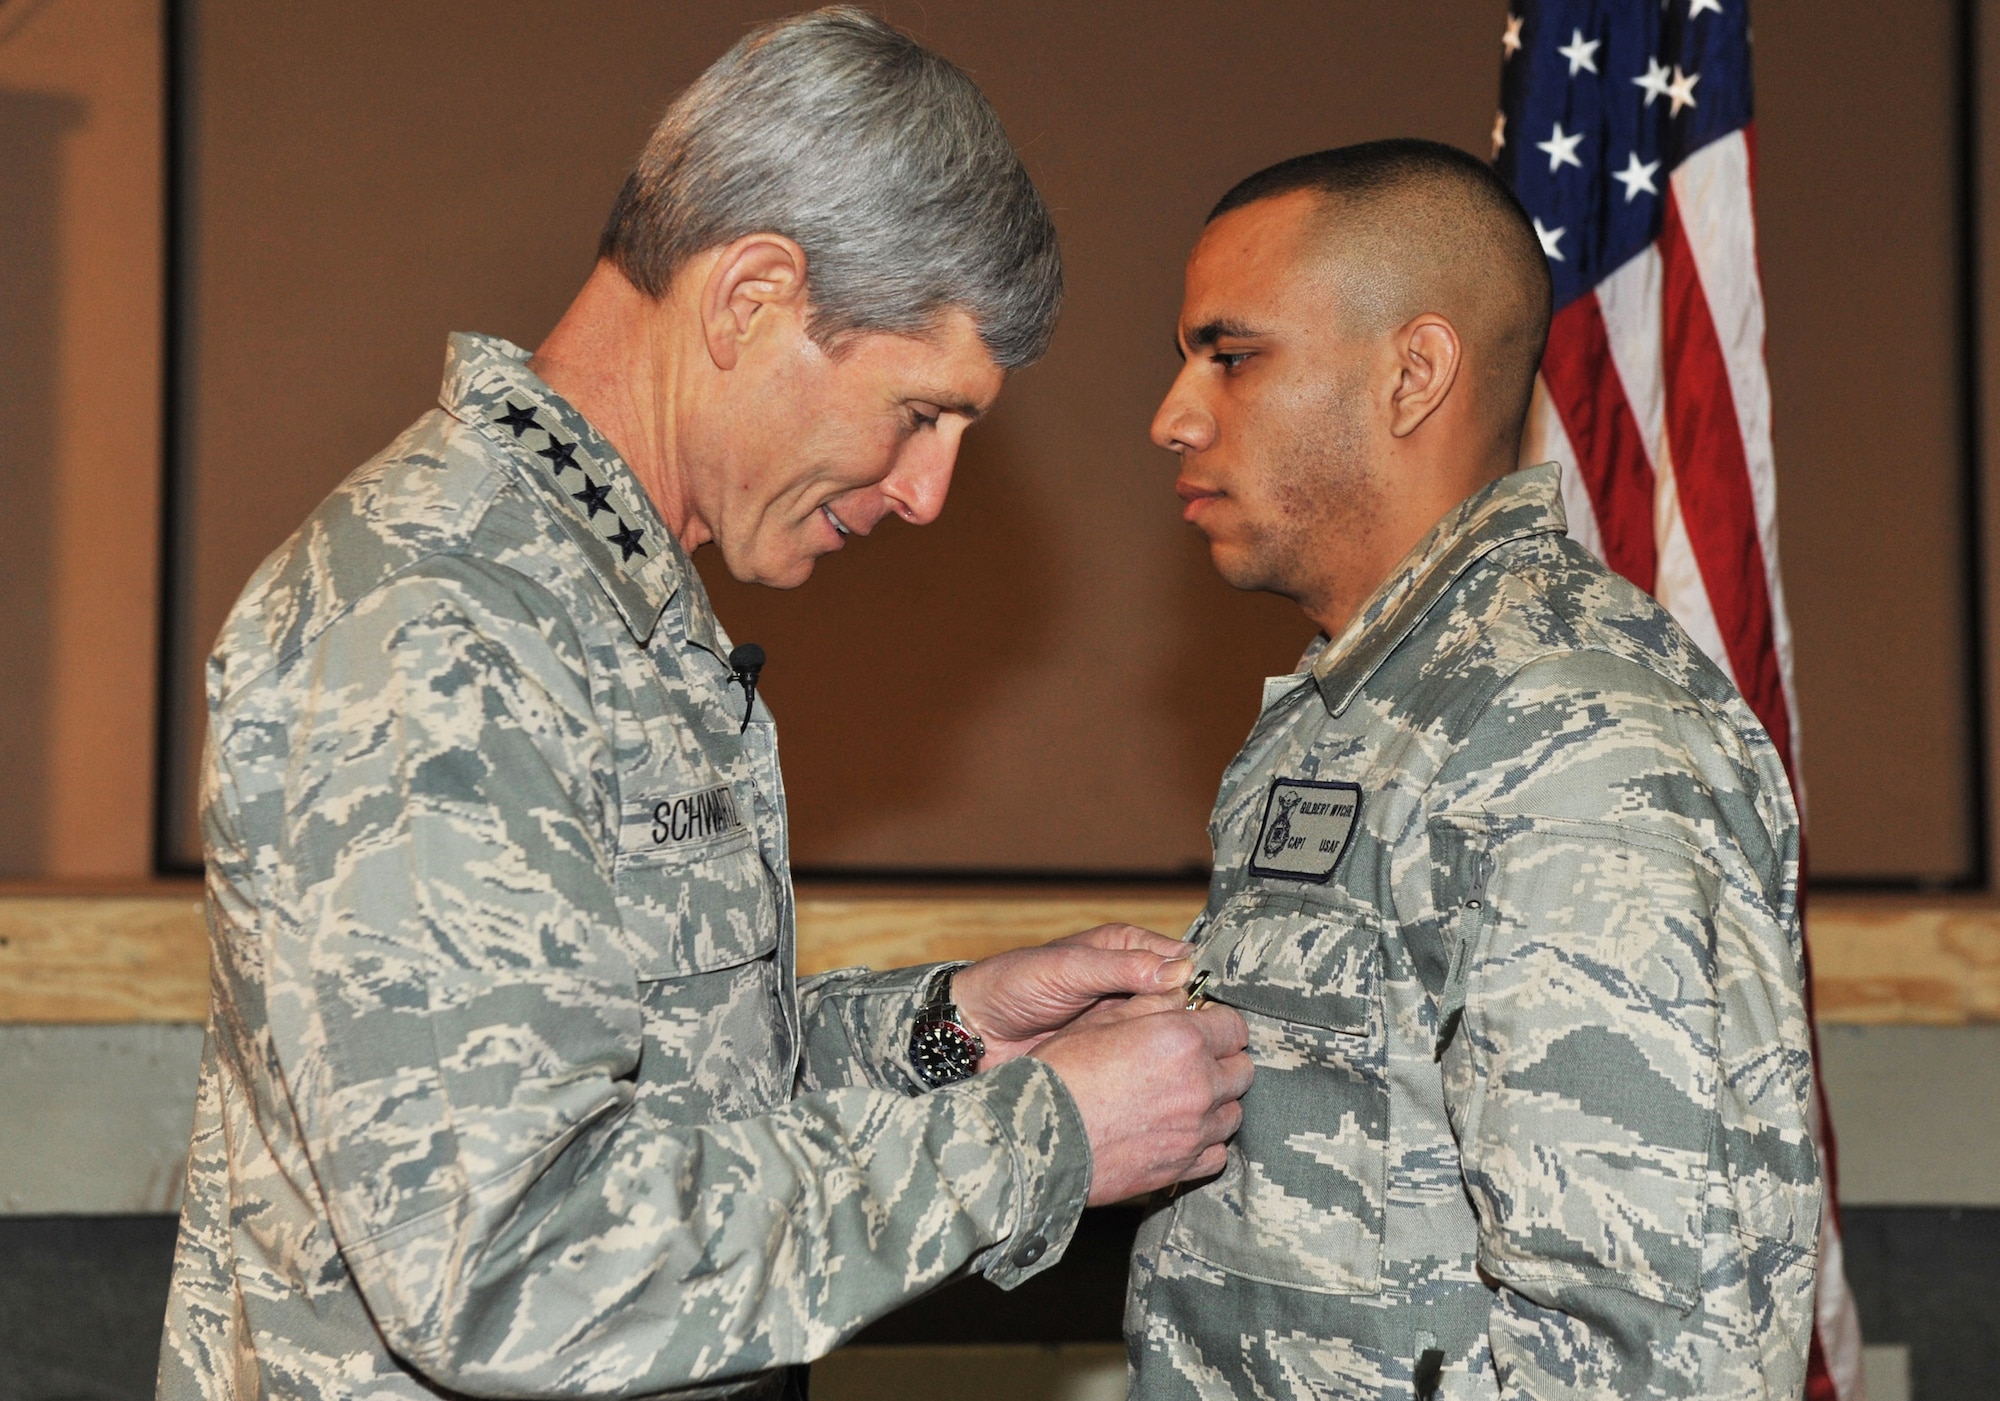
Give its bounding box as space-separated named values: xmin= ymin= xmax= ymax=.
xmin=1151 ymin=366 xmax=1216 ymax=456
xmin=880 ymin=425 xmax=961 ymax=526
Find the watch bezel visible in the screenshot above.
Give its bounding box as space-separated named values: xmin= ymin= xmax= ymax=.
xmin=910 ymin=1015 xmax=983 ymax=1087
xmin=910 ymin=965 xmax=985 ymax=1088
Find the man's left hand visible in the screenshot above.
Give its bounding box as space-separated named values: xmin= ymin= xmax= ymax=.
xmin=949 ymin=924 xmax=1194 ymax=1069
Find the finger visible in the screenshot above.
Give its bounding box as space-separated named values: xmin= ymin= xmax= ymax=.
xmin=1199 ymin=1098 xmax=1243 ymax=1145
xmin=1212 ymin=1049 xmax=1256 ymax=1101
xmin=1184 ymin=1142 xmax=1229 ymax=1181
xmin=1190 ymin=1003 xmax=1250 ymax=1055
xmin=1060 ymin=923 xmax=1190 ymax=960
xmin=1055 ymin=945 xmax=1193 ymax=997
xmin=1069 ymin=993 xmax=1167 ymax=1031
xmin=1067 ymin=995 xmax=1148 ymax=1030
xmin=1089 ymin=987 xmax=1197 ymax=1026
xmin=1121 ymin=990 xmax=1188 ymax=1018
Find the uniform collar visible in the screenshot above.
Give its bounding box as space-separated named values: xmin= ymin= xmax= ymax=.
xmin=1312 ymin=462 xmax=1567 ymax=715
xmin=439 ymin=331 xmax=726 ymax=654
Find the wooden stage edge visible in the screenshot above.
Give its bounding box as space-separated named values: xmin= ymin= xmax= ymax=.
xmin=0 ymin=883 xmax=1994 ymax=1026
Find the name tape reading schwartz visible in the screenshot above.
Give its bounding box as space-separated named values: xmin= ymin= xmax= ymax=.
xmin=1249 ymin=777 xmax=1361 ymax=882
xmin=630 ymin=783 xmax=747 ymax=850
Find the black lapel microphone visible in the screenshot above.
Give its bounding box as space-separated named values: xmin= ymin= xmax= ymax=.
xmin=728 ymin=643 xmax=765 ymax=733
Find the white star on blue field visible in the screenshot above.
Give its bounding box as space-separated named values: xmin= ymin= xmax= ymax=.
xmin=1495 ymin=0 xmax=1750 ymax=308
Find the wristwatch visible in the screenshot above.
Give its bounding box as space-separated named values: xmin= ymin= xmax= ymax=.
xmin=909 ymin=963 xmax=986 ymax=1089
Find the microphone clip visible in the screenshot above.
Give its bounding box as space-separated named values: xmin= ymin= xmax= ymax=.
xmin=727 ymin=643 xmax=765 ymax=734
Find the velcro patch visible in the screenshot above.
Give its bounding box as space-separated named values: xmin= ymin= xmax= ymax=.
xmin=641 ymin=783 xmax=745 ymax=849
xmin=1248 ymin=777 xmax=1361 ymax=882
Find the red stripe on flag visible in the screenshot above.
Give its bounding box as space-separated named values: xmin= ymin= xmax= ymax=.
xmin=1540 ymin=294 xmax=1660 ymax=593
xmin=1658 ymin=190 xmax=1796 ymax=773
xmin=1667 ymin=135 xmax=1859 ymax=1400
xmin=1807 ymin=1329 xmax=1834 ymax=1401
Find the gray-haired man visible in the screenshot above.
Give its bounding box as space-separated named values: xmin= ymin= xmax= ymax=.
xmin=158 ymin=11 xmax=1250 ymax=1398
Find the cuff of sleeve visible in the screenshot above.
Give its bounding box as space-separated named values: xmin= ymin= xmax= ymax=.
xmin=797 ymin=962 xmax=944 ymax=1095
xmin=955 ymin=1054 xmax=1092 ymax=1290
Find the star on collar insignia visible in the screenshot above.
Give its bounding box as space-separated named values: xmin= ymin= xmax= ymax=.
xmin=496 ymin=401 xmax=540 ymax=438
xmin=570 ymin=477 xmax=614 ymax=519
xmin=607 ymin=520 xmax=647 ymax=562
xmin=536 ymin=436 xmax=580 ymax=473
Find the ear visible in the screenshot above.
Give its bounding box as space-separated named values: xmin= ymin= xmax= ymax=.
xmin=1387 ymin=315 xmax=1462 ymax=439
xmin=700 ymin=233 xmax=810 ymax=371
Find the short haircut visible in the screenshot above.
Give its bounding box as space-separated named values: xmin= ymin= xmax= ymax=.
xmin=598 ymin=7 xmax=1062 ymax=370
xmin=1210 ymin=139 xmax=1553 ymax=433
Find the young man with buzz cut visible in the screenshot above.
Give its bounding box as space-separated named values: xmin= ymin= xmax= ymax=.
xmin=1124 ymin=139 xmax=1820 ymax=1400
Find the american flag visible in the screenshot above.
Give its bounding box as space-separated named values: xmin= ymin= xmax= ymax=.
xmin=1494 ymin=3 xmax=1864 ymax=1398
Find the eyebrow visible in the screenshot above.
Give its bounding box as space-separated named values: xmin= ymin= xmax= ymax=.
xmin=911 ymin=392 xmax=987 ymax=420
xmin=1179 ymin=318 xmax=1267 ymax=356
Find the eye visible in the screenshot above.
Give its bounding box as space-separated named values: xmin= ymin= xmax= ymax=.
xmin=905 ymin=407 xmax=941 ymax=433
xmin=1211 ymin=350 xmax=1252 ymax=372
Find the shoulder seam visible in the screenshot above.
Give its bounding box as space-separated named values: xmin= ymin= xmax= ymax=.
xmin=1460 ymin=642 xmax=1736 ymax=749
xmin=218 ymin=469 xmax=547 ymax=698
xmin=1436 ymin=554 xmax=1590 ymax=740
xmin=1434 ymin=635 xmax=1764 ymax=825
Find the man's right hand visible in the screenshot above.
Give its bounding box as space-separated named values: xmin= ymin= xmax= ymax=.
xmin=1031 ymin=997 xmax=1252 ymax=1205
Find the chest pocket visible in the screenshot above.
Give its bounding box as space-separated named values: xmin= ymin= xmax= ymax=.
xmin=1166 ymin=886 xmax=1390 ymax=1295
xmin=612 ymin=792 xmax=778 ymax=979
xmin=612 ymin=796 xmax=786 ymax=1123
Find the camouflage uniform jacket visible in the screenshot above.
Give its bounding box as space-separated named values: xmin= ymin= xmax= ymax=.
xmin=159 ymin=333 xmax=1090 ymax=1400
xmin=1126 ymin=464 xmax=1820 ymax=1400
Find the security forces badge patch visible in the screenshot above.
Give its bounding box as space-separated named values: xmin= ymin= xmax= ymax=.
xmin=1248 ymin=777 xmax=1361 ymax=882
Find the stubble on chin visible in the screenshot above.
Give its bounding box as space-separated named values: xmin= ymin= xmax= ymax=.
xmin=1226 ymin=369 xmax=1378 ymax=602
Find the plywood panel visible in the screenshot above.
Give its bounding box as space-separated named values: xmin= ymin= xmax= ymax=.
xmin=0 ymin=894 xmax=208 ymax=1023
xmin=0 ymin=890 xmax=1979 ymax=1027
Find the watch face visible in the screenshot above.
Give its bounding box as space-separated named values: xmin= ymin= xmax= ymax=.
xmin=911 ymin=1018 xmax=981 ymax=1087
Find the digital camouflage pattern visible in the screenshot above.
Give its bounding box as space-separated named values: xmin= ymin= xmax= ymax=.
xmin=159 ymin=333 xmax=1090 ymax=1400
xmin=1126 ymin=464 xmax=1820 ymax=1400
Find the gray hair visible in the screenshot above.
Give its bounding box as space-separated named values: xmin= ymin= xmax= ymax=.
xmin=598 ymin=7 xmax=1062 ymax=369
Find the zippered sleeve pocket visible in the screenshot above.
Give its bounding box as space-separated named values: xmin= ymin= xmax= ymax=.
xmin=1430 ymin=813 xmax=1724 ymax=1312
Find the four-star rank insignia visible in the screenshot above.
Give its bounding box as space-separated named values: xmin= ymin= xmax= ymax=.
xmin=536 ymin=436 xmax=580 ymax=473
xmin=570 ymin=477 xmax=614 ymax=518
xmin=497 ymin=401 xmax=540 ymax=438
xmin=493 ymin=396 xmax=650 ymax=569
xmin=607 ymin=521 xmax=647 ymax=561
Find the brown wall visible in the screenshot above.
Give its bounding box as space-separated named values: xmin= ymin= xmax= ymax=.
xmin=164 ymin=0 xmax=1502 ymax=872
xmin=0 ymin=2 xmax=1986 ymax=881
xmin=0 ymin=0 xmax=161 ymax=879
xmin=1760 ymin=0 xmax=1978 ymax=881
